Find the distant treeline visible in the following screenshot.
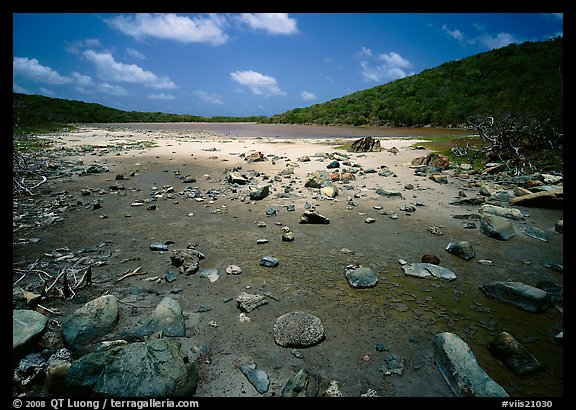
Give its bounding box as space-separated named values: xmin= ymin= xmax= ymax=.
xmin=13 ymin=37 xmax=562 ymax=133
xmin=265 ymin=37 xmax=563 ymax=130
xmin=12 ymin=93 xmax=266 ymax=133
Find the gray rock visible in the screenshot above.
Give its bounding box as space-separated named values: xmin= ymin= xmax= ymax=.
xmin=345 ymin=266 xmax=378 ymax=288
xmin=12 ymin=309 xmax=48 ymax=350
xmin=61 ymin=295 xmax=119 ymax=351
xmin=249 ymin=185 xmax=270 ymax=200
xmin=402 ymin=263 xmax=457 ymax=281
xmin=376 ymin=187 xmax=402 ymax=198
xmin=479 ymin=204 xmax=525 ymax=221
xmin=260 ymin=256 xmax=279 ymax=267
xmin=446 ymin=240 xmax=475 ymax=260
xmin=434 ymin=332 xmax=509 ymax=397
xmin=282 ymin=368 xmax=320 ymax=397
xmin=479 ymin=281 xmax=553 ymax=313
xmin=520 ymin=226 xmax=549 ymax=242
xmin=66 ymin=338 xmax=198 ymax=397
xmin=150 ymin=242 xmax=169 ymax=251
xmin=133 ymin=297 xmax=186 ymax=338
xmin=239 ymin=363 xmax=270 ymax=394
xmin=274 ymin=311 xmax=325 ymax=348
xmin=479 ymin=214 xmax=516 ymax=240
xmin=236 ymin=292 xmax=268 ymax=313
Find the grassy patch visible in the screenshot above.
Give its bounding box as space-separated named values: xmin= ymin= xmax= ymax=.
xmin=13 ymin=135 xmax=54 ymax=152
xmin=411 ymin=135 xmax=490 ymax=170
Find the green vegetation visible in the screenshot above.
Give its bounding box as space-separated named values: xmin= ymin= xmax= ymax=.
xmin=265 ymin=37 xmax=563 ymax=132
xmin=12 ymin=93 xmax=267 ymax=134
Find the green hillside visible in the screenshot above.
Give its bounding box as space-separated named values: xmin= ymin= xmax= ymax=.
xmin=265 ymin=37 xmax=563 ymax=130
xmin=12 ymin=93 xmax=266 ymax=133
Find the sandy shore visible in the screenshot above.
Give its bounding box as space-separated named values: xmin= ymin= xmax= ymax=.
xmin=13 ymin=125 xmax=563 ymax=398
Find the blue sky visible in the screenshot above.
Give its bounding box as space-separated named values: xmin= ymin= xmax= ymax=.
xmin=12 ymin=13 xmax=563 ymax=117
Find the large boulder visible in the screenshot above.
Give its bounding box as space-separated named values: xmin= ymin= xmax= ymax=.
xmin=479 ymin=281 xmax=553 ymax=313
xmin=61 ymin=295 xmax=119 ymax=351
xmin=350 ymin=136 xmax=382 ymax=152
xmin=435 ymin=332 xmax=509 ymax=397
xmin=66 ymin=338 xmax=198 ymax=397
xmin=273 ymin=312 xmax=325 ymax=348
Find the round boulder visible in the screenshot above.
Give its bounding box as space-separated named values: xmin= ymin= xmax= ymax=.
xmin=273 ymin=312 xmax=325 ymax=348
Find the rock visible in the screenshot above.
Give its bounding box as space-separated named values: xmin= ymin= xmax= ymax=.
xmin=45 ymin=348 xmax=72 ymax=394
xmin=520 ymin=226 xmax=549 ymax=242
xmin=170 ymin=248 xmax=205 ymax=275
xmin=299 ymin=210 xmax=330 ymax=224
xmin=260 ymin=256 xmax=279 ymax=267
xmin=150 ymin=242 xmax=169 ymax=251
xmin=479 ymin=214 xmax=516 ymax=240
xmin=239 ymin=363 xmax=269 ymax=394
xmin=379 ymin=353 xmax=405 ymax=376
xmin=282 ymin=368 xmax=320 ymax=397
xmin=434 ymin=332 xmax=509 ymax=397
xmin=66 ymin=338 xmax=198 ymax=396
xmin=479 ymin=281 xmax=553 ymax=313
xmin=273 ymin=311 xmax=325 ymax=348
xmin=226 ymin=265 xmax=242 ymax=275
xmin=61 ymin=295 xmax=119 ymax=351
xmin=132 ymin=297 xmax=187 ymax=339
xmin=509 ymin=188 xmax=563 ymax=209
xmin=245 ymin=151 xmax=266 ymax=162
xmin=236 ymin=292 xmax=268 ymax=313
xmin=421 ymin=254 xmax=441 ymax=265
xmin=345 ymin=266 xmax=378 ymax=288
xmin=488 ymin=331 xmax=542 ymax=376
xmin=227 ymin=172 xmax=249 ymax=185
xmin=326 ymin=160 xmax=340 ymax=169
xmin=304 ymin=170 xmax=331 ymax=188
xmin=13 ymin=286 xmax=42 ymax=309
xmin=479 ymin=204 xmax=525 ymax=221
xmin=554 ymin=220 xmax=563 ymax=233
xmin=429 ymin=174 xmax=448 ymax=184
xmin=376 ymin=187 xmax=402 ymax=198
xmin=402 ymin=262 xmax=457 ymax=281
xmin=350 ymin=136 xmax=382 ymax=152
xmin=249 ymin=185 xmax=270 ymax=200
xmin=411 ymin=153 xmax=450 ymax=170
xmin=446 ymin=240 xmax=475 ymax=260
xmin=320 ymin=184 xmax=338 ymax=198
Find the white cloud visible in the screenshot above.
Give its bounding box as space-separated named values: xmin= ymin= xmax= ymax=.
xmin=65 ymin=38 xmax=104 ymax=54
xmin=13 ymin=57 xmax=72 ymax=85
xmin=378 ymin=52 xmax=412 ymax=69
xmin=147 ymin=93 xmax=175 ymax=100
xmin=97 ymin=82 xmax=128 ymax=96
xmin=300 ymin=91 xmax=317 ymax=101
xmin=71 ymin=72 xmax=94 ymax=87
xmin=106 ymin=13 xmax=229 ymax=46
xmin=236 ymin=13 xmax=298 ymax=35
xmin=83 ymin=50 xmax=177 ymax=89
xmin=357 ymin=49 xmax=413 ymax=83
xmin=193 ymin=90 xmax=224 ymax=105
xmin=126 ymin=48 xmax=146 ymax=60
xmin=230 ymin=70 xmax=286 ymax=96
xmin=478 ymin=32 xmax=518 ymax=50
xmin=442 ymin=24 xmax=465 ymax=42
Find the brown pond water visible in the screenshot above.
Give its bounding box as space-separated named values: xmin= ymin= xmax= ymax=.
xmin=79 ymin=122 xmax=474 ymax=139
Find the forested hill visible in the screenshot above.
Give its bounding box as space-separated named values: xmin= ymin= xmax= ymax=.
xmin=12 ymin=93 xmax=266 ymax=132
xmin=265 ymin=37 xmax=563 ymax=129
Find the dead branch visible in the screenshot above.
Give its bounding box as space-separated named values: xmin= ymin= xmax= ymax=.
xmin=114 ymin=266 xmax=145 ymax=283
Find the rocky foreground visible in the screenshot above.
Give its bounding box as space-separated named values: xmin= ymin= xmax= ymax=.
xmin=13 ymin=129 xmax=563 ymax=398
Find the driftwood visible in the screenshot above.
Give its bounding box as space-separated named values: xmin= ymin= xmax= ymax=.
xmin=114 ymin=266 xmax=145 ymax=283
